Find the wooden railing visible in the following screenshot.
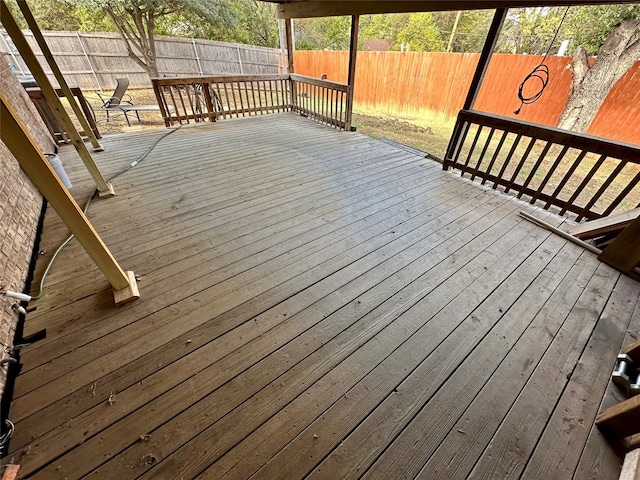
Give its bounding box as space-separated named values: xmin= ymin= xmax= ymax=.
xmin=444 ymin=110 xmax=640 ymax=221
xmin=290 ymin=74 xmax=349 ymax=129
xmin=152 ymin=74 xmax=350 ymax=130
xmin=152 ymin=74 xmax=291 ymax=126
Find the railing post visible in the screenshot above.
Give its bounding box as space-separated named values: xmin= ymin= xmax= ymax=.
xmin=284 ymin=18 xmax=296 ymax=111
xmin=345 ymin=15 xmax=359 ymax=132
xmin=0 ymin=92 xmax=139 ymax=305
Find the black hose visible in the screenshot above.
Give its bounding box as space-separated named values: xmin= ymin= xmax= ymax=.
xmin=514 ymin=7 xmax=569 ymax=115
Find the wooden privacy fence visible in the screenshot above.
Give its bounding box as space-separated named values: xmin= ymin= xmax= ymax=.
xmin=151 ymin=74 xmax=350 ymax=130
xmin=444 ymin=110 xmax=640 ymax=221
xmin=0 ymin=30 xmax=280 ymax=90
xmin=294 ymin=50 xmax=640 ymax=146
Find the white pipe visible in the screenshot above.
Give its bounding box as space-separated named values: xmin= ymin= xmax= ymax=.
xmin=4 ymin=290 xmax=32 ymax=302
xmin=192 ymin=38 xmax=203 ymax=75
xmin=1 ymin=29 xmax=25 ymax=74
xmin=76 ymin=32 xmax=101 ymax=90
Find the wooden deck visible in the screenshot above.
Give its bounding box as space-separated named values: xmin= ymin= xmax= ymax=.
xmin=5 ymin=113 xmax=640 ymax=479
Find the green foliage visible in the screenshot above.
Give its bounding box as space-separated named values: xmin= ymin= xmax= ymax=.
xmin=6 ymin=0 xmax=114 ymax=32
xmin=498 ymin=7 xmax=570 ymax=54
xmin=295 ymin=16 xmax=352 ymax=50
xmin=434 ymin=10 xmax=494 ymax=53
xmin=566 ymin=4 xmax=640 ymax=55
xmin=360 ymin=14 xmax=404 ymax=48
xmin=396 ymin=12 xmax=445 ymax=52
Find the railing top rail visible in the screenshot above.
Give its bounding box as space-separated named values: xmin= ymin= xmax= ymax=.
xmin=290 ymin=73 xmax=349 ymax=92
xmin=459 ymin=110 xmax=640 ymax=163
xmin=152 ymin=74 xmax=290 ymax=85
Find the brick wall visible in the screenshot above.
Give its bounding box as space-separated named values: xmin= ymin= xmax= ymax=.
xmin=0 ymin=57 xmax=52 ymax=397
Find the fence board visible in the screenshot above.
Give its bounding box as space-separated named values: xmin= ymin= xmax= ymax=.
xmin=294 ymin=50 xmax=639 ymax=146
xmin=0 ymin=30 xmax=280 ymax=91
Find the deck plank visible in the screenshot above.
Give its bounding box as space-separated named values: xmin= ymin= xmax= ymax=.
xmin=7 ymin=113 xmax=639 ymax=479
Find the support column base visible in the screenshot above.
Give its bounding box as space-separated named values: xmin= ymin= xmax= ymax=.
xmin=98 ymin=182 xmax=115 ymax=198
xmin=92 ymin=144 xmax=105 ymax=153
xmin=113 ymin=270 xmax=140 ymax=305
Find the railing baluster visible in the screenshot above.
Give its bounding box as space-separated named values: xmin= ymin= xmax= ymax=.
xmin=494 ymin=133 xmax=522 ymax=190
xmin=269 ymin=80 xmax=276 ymax=113
xmin=222 ymin=80 xmax=235 ymax=118
xmin=560 ymin=154 xmax=607 ymax=216
xmin=176 ymin=86 xmax=190 ymax=124
xmin=545 ymin=150 xmax=588 ymax=210
xmin=238 ymin=81 xmax=247 ymax=117
xmin=531 ymin=145 xmax=569 ymax=205
xmin=202 ymin=81 xmax=215 ymax=122
xmin=576 ymin=159 xmax=627 ymax=221
xmin=505 ymin=137 xmax=537 ymax=194
xmin=184 ymin=84 xmax=198 ymax=122
xmin=603 ymin=170 xmax=640 ymax=217
xmin=518 ymin=140 xmax=552 ymax=199
xmin=461 ymin=125 xmax=483 ymax=175
xmin=482 ymin=130 xmax=508 ymax=185
xmin=470 ymin=127 xmax=495 ymax=181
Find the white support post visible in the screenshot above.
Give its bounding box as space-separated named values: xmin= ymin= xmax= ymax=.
xmin=192 ymin=38 xmax=203 ymax=75
xmin=76 ymin=32 xmax=102 ymax=91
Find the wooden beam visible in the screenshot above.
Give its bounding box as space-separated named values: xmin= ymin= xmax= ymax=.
xmin=284 ymin=17 xmax=295 ymax=74
xmin=596 ymin=395 xmax=640 ymax=440
xmin=599 ymin=216 xmax=640 ymax=272
xmin=270 ymin=1 xmax=640 ymax=18
xmin=568 ymin=207 xmax=640 ymax=239
xmin=0 ymin=91 xmax=139 ymax=305
xmin=345 ymin=15 xmax=359 ymax=132
xmin=0 ymin=0 xmax=113 ymax=195
xmin=463 ymin=8 xmax=507 ymax=111
xmin=17 ymin=0 xmax=103 ymax=152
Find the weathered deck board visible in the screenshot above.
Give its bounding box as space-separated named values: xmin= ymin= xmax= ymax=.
xmin=6 ymin=114 xmax=639 ymax=479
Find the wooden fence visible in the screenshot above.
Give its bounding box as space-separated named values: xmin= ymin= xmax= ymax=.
xmin=294 ymin=50 xmax=640 ymax=146
xmin=0 ymin=30 xmax=280 ymax=91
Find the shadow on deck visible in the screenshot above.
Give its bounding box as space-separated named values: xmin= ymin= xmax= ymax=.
xmin=6 ymin=113 xmax=640 ymax=479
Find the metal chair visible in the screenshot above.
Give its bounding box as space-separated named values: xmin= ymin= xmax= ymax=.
xmin=90 ymin=78 xmax=139 ymax=126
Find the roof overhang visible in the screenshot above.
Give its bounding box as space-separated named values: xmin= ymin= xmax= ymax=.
xmin=258 ymin=0 xmax=639 ymax=18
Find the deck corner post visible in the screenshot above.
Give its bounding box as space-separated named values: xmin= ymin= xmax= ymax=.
xmin=345 ymin=14 xmax=360 ymax=132
xmin=284 ymin=18 xmax=296 ymax=110
xmin=462 ymin=8 xmax=507 ymax=111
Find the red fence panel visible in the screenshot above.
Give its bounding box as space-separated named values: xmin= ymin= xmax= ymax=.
xmin=294 ymin=50 xmax=639 ymax=146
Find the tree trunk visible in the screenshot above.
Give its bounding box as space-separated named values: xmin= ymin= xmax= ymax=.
xmin=105 ymin=6 xmax=159 ymax=80
xmin=557 ymin=19 xmax=640 ymax=133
